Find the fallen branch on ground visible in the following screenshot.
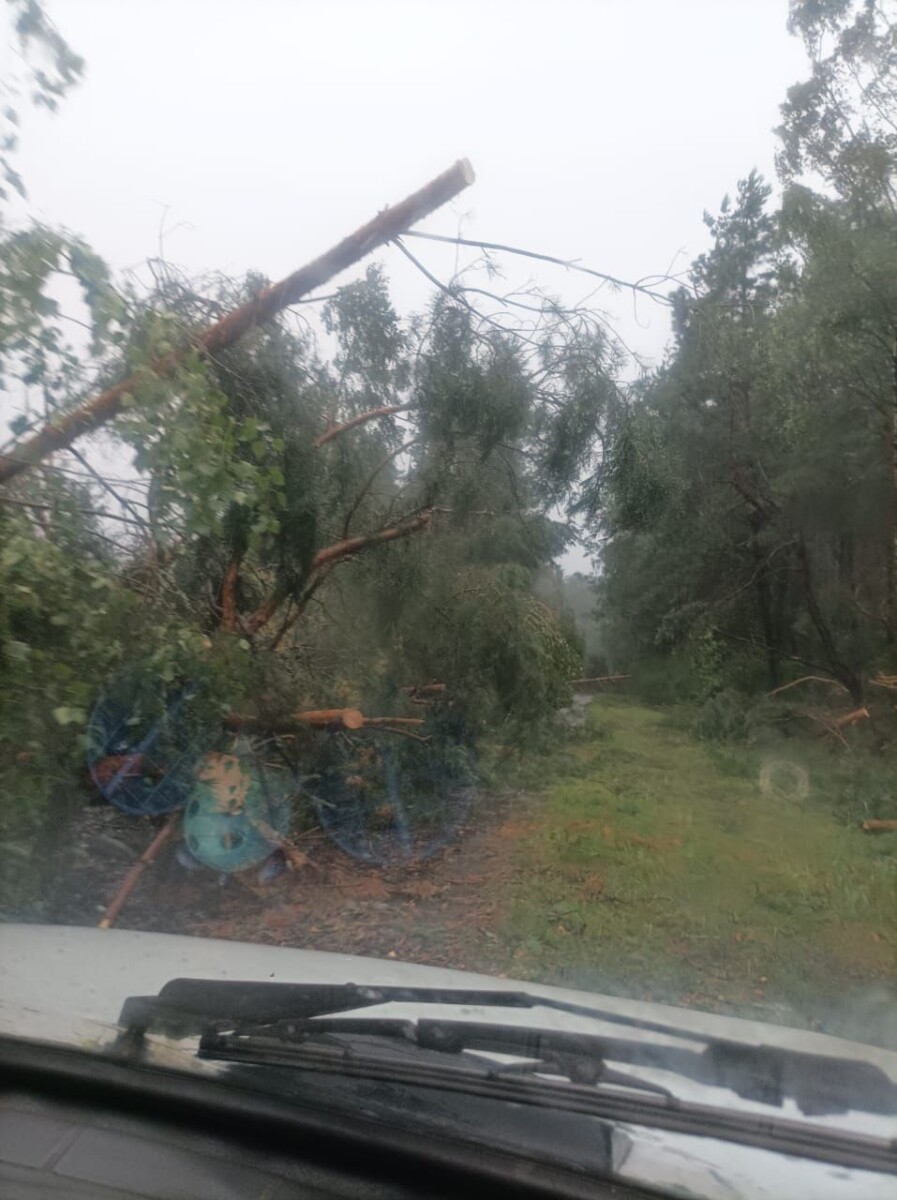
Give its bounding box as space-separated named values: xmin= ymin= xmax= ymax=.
xmin=768 ymin=675 xmax=850 ymax=698
xmin=98 ymin=813 xmax=179 ymax=930
xmin=861 ymin=819 xmax=897 ymax=834
xmin=363 ymin=716 xmax=427 ymax=727
xmin=368 ymin=726 xmax=431 ymax=744
xmin=570 ymin=675 xmax=629 ymax=685
xmin=833 ymin=706 xmax=870 ymax=729
xmin=798 ymin=705 xmax=869 ymax=747
xmin=244 ymin=813 xmax=313 ymax=871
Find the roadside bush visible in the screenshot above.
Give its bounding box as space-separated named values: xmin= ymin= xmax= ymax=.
xmin=827 ymin=759 xmax=897 ymax=825
xmin=628 ymin=654 xmax=701 ymax=705
xmin=692 ymin=689 xmax=790 ymax=744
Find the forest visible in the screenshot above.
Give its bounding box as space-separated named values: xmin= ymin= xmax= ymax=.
xmin=1 ymin=1 xmax=896 ymax=1017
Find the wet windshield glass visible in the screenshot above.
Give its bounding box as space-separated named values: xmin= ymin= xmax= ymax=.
xmin=1 ymin=0 xmax=896 ymax=1099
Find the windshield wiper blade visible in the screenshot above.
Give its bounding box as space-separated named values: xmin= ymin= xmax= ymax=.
xmin=193 ymin=1021 xmax=897 ymax=1179
xmin=117 ymin=978 xmax=897 ymax=1118
xmin=198 ymin=1016 xmax=678 ymax=1100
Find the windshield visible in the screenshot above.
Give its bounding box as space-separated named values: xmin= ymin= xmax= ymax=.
xmin=1 ymin=0 xmax=896 ymax=1189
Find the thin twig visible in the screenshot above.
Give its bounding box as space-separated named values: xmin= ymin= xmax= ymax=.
xmin=403 ymin=229 xmax=677 ymax=305
xmin=342 ymin=437 xmax=418 ymax=539
xmin=0 ymin=496 xmax=149 ymax=528
xmin=66 ymin=444 xmax=152 ymax=532
xmin=373 ymin=726 xmax=432 ymax=744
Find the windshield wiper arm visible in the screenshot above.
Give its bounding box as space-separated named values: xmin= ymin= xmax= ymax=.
xmin=120 ymin=977 xmax=688 ymax=1035
xmin=117 ymin=977 xmax=897 ymax=1117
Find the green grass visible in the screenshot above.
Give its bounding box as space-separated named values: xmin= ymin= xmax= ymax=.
xmin=499 ymin=698 xmax=897 ymax=1045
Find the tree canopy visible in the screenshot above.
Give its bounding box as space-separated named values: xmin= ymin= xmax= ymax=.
xmin=594 ymin=0 xmax=897 ymax=716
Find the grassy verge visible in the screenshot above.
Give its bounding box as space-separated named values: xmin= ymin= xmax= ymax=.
xmin=499 ymin=697 xmax=897 ymax=1045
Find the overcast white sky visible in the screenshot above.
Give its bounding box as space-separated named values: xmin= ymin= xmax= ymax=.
xmin=6 ymin=0 xmax=808 ymax=567
xmin=15 ymin=1 xmax=807 ymax=343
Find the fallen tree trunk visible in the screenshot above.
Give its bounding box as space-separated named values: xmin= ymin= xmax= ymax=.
xmin=98 ymin=813 xmax=179 ymax=930
xmin=861 ymin=819 xmax=897 ymax=834
xmin=833 ymin=706 xmax=870 ymax=729
xmin=224 ymin=708 xmax=425 ymax=735
xmin=0 ymin=160 xmax=475 ymax=485
xmin=571 ymin=675 xmax=629 ymax=686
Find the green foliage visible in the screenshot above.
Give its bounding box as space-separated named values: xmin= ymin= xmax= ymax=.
xmin=608 ymin=415 xmax=679 ymax=532
xmin=596 ymin=91 xmax=897 ymax=703
xmin=778 ymin=0 xmax=897 ymax=201
xmin=692 ymin=689 xmax=784 ymax=744
xmin=1 ymin=0 xmax=83 ymax=201
xmin=0 ymin=156 xmax=607 ymax=903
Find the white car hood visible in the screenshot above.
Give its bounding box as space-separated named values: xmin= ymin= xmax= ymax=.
xmin=2 ymin=923 xmax=896 ymax=1200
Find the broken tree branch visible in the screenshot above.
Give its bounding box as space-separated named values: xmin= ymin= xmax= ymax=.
xmin=66 ymin=444 xmax=152 ymax=533
xmin=314 ymin=404 xmax=414 ymax=449
xmin=362 ymin=716 xmax=427 ymax=727
xmin=373 ymin=726 xmax=431 ymax=743
xmin=98 ymin=813 xmax=179 ymax=930
xmin=269 ymin=562 xmax=338 ymax=651
xmin=767 ymin=675 xmax=850 ymax=698
xmin=833 ymin=706 xmax=870 ymax=729
xmin=219 ymin=558 xmax=243 ymax=633
xmin=800 ymin=710 xmax=850 ymax=748
xmin=0 ymin=496 xmax=148 ymax=528
xmin=312 ymin=508 xmax=434 ymax=570
xmin=244 ymin=508 xmax=435 ymax=634
xmin=402 ymin=229 xmax=678 ymax=305
xmin=571 ymin=675 xmax=629 ymax=685
xmin=342 ymin=436 xmax=418 ymax=539
xmin=0 ymin=159 xmax=475 ymax=484
xmin=861 ymin=819 xmax=897 ymax=834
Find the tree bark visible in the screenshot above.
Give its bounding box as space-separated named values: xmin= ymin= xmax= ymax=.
xmin=754 ymin=550 xmax=782 ymax=689
xmin=0 ymin=160 xmax=475 ymax=485
xmin=219 ymin=559 xmax=242 ymax=633
xmin=862 ymin=819 xmax=897 ymax=834
xmin=244 ymin=509 xmax=434 ymax=635
xmin=794 ymin=535 xmax=864 ymax=703
xmin=311 ymin=508 xmax=434 ymax=569
xmin=314 ymin=404 xmax=413 ymax=449
xmin=886 ymin=339 xmax=897 ymax=640
xmin=223 ymin=709 xmax=424 ymax=734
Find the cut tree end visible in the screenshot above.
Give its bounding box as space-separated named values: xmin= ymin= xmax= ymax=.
xmin=456 ymin=158 xmax=476 ymax=186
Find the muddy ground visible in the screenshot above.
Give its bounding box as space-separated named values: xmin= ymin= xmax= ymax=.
xmin=36 ymin=789 xmax=525 ymax=976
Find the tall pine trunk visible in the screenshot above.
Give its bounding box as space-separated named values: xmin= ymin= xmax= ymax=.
xmin=887 ymin=339 xmax=897 ymax=641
